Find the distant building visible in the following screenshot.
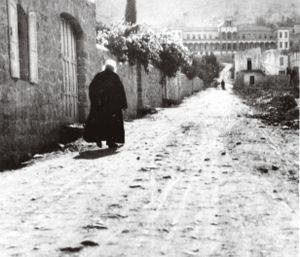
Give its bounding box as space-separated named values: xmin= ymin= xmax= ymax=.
xmin=169 ymin=18 xmax=295 ymax=56
xmin=262 ymin=49 xmax=288 ymax=75
xmin=234 ymin=48 xmax=265 ymax=85
xmin=235 ymin=48 xmax=262 ymax=73
xmin=293 ymin=25 xmax=300 ymax=34
xmin=277 ymin=28 xmax=290 ymax=50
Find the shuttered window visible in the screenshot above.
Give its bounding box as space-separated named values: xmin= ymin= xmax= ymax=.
xmin=28 ymin=11 xmax=38 ymax=83
xmin=7 ymin=0 xmax=20 ymax=79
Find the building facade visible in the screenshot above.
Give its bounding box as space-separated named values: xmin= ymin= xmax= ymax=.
xmin=277 ymin=28 xmax=290 ymax=50
xmin=234 ymin=48 xmax=265 ymax=86
xmin=0 ymin=0 xmax=100 ymax=168
xmin=262 ymin=49 xmax=289 ymax=75
xmin=235 ymin=48 xmax=262 ymax=73
xmin=170 ymin=18 xmax=293 ymax=56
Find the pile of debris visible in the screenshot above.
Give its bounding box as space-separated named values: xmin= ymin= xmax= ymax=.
xmin=249 ymin=94 xmax=299 ymax=129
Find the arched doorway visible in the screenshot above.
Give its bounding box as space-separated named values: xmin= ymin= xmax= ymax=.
xmin=60 ymin=14 xmax=84 ymax=122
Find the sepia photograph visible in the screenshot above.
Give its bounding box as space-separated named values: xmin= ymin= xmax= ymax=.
xmin=0 ymin=0 xmax=299 ymax=256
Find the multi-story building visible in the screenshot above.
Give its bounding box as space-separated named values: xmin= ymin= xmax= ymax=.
xmin=170 ymin=18 xmax=293 ymax=56
xmin=277 ymin=28 xmax=290 ymax=50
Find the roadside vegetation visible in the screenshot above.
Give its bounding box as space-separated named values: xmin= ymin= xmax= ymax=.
xmin=97 ymin=23 xmax=220 ymax=86
xmin=234 ymin=78 xmax=299 ymax=129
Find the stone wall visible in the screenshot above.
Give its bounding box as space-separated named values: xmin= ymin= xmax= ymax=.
xmin=165 ymin=73 xmax=203 ymax=103
xmin=141 ymin=66 xmax=163 ymax=108
xmin=0 ymin=0 xmax=98 ymax=169
xmin=165 ymin=74 xmax=181 ymax=103
xmin=180 ymin=75 xmax=194 ymax=98
xmin=117 ymin=63 xmax=138 ymax=119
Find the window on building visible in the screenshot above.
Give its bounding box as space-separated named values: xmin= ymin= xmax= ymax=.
xmin=7 ymin=0 xmax=38 ymax=82
xmin=280 ymin=57 xmax=284 ymax=66
xmin=258 ymin=34 xmax=262 ymax=39
xmin=247 ymin=58 xmax=252 ymax=71
xmin=250 ymin=75 xmax=255 ymax=85
xmin=285 ymin=32 xmax=288 ymax=38
xmin=279 ymin=70 xmax=285 ymax=75
xmin=264 ymin=34 xmax=267 ymax=39
xmin=280 ymin=42 xmax=283 ymax=48
xmin=242 ymin=34 xmax=245 ymax=39
xmin=279 ymin=32 xmax=282 ymax=38
xmin=285 ymin=42 xmax=288 ymax=48
xmin=198 ymin=34 xmax=201 ymax=40
xmin=193 ymin=34 xmax=196 ymax=40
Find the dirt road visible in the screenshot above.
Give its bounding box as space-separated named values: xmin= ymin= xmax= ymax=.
xmin=0 ymin=67 xmax=298 ymax=257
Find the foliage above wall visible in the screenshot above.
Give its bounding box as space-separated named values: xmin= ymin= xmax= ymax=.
xmin=97 ymin=23 xmax=193 ymax=78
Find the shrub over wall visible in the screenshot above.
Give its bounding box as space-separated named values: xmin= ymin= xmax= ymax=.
xmin=97 ymin=23 xmax=193 ymax=79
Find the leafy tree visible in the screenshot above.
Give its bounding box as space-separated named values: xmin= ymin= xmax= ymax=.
xmin=192 ymin=54 xmax=220 ymax=85
xmin=125 ymin=0 xmax=137 ymax=24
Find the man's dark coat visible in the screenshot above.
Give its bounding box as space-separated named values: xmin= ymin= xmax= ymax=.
xmin=84 ymin=69 xmax=128 ymax=144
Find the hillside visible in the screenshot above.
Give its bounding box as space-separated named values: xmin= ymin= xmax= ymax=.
xmin=96 ymin=0 xmax=300 ymax=28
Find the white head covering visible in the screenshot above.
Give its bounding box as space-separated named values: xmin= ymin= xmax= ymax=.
xmin=103 ymin=59 xmax=117 ymax=72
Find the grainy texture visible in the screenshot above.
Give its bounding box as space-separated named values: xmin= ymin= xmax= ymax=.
xmin=0 ymin=65 xmax=297 ymax=256
xmin=0 ymin=0 xmax=98 ymax=168
xmin=141 ymin=66 xmax=163 ymax=108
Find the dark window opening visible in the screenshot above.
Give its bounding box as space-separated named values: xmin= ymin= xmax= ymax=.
xmin=247 ymin=58 xmax=252 ymax=71
xmin=250 ymin=75 xmax=255 ymax=85
xmin=279 ymin=70 xmax=285 ymax=75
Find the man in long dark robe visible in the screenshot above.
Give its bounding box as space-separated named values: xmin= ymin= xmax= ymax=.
xmin=84 ymin=60 xmax=128 ymax=148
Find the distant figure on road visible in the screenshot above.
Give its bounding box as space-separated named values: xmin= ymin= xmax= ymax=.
xmin=84 ymin=59 xmax=128 ymax=148
xmin=221 ymin=80 xmax=225 ymax=90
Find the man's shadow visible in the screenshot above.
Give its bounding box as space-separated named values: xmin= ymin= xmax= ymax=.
xmin=74 ymin=148 xmax=118 ymax=160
